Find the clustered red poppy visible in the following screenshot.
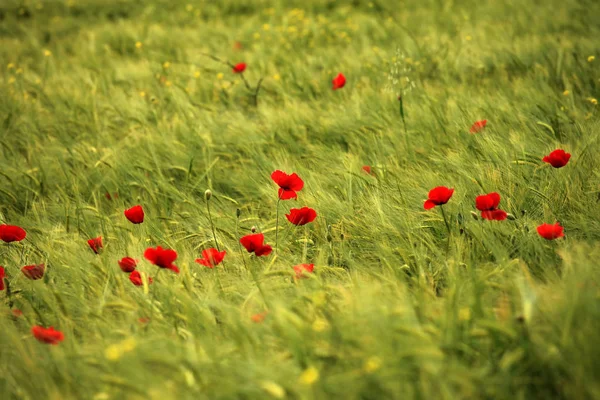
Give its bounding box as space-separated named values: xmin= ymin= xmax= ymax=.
xmin=129 ymin=270 xmax=153 ymax=286
xmin=88 ymin=236 xmax=103 ymax=254
xmin=423 ymin=186 xmax=454 ymax=210
xmin=293 ymin=263 xmax=314 ymax=279
xmin=124 ymin=205 xmax=145 ymax=224
xmin=475 ymin=192 xmax=508 ymax=221
xmin=469 ymin=119 xmax=487 ymax=133
xmin=537 ymin=222 xmax=564 ymax=240
xmin=543 ymin=149 xmax=571 ymax=168
xmin=144 ymin=246 xmax=180 ymax=274
xmin=271 ymin=170 xmax=304 ymax=200
xmin=118 ymin=257 xmax=138 ymax=273
xmin=0 ymin=224 xmax=26 ymax=243
xmin=31 ymin=326 xmax=64 ymax=345
xmin=286 ymin=207 xmax=317 ymax=226
xmin=240 ymin=233 xmax=272 ymax=257
xmin=332 ymin=73 xmax=346 ymax=90
xmin=195 ymin=248 xmax=226 ymax=268
xmin=0 ymin=266 xmax=5 ymax=291
xmin=21 ymin=264 xmax=45 ymax=280
xmin=232 ymin=62 xmax=247 ymax=73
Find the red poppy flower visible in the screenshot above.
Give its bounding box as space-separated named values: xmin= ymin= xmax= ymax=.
xmin=32 ymin=326 xmax=64 ymax=345
xmin=88 ymin=237 xmax=103 ymax=254
xmin=362 ymin=166 xmax=372 ymax=175
xmin=424 ymin=186 xmax=454 ymax=210
xmin=240 ymin=233 xmax=272 ymax=257
xmin=21 ymin=264 xmax=45 ymax=280
xmin=542 ymin=149 xmax=571 ymax=168
xmin=144 ymin=246 xmax=180 ymax=273
xmin=118 ymin=257 xmax=138 ymax=273
xmin=469 ymin=120 xmax=487 ymax=133
xmin=537 ymin=222 xmax=564 ymax=240
xmin=124 ymin=205 xmax=145 ymax=224
xmin=293 ymin=263 xmax=314 ymax=279
xmin=129 ymin=270 xmax=153 ymax=286
xmin=286 ymin=207 xmax=317 ymax=226
xmin=0 ymin=224 xmax=26 ymax=243
xmin=475 ymin=192 xmax=508 ymax=221
xmin=232 ymin=62 xmax=247 ymax=73
xmin=332 ymin=73 xmax=346 ymax=90
xmin=195 ymin=248 xmax=226 ymax=268
xmin=0 ymin=266 xmax=5 ymax=291
xmin=271 ymin=170 xmax=304 ymax=200
xmin=251 ymin=311 xmax=268 ymax=323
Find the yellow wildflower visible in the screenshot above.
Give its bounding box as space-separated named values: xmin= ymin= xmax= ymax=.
xmin=363 ymin=356 xmax=382 ymax=373
xmin=563 ymin=90 xmax=569 ymax=96
xmin=43 ymin=50 xmax=52 ymax=57
xmin=7 ymin=63 xmax=15 ymax=70
xmin=587 ymin=97 xmax=598 ymax=105
xmin=263 ymin=24 xmax=270 ymax=31
xmin=194 ymin=70 xmax=201 ymax=78
xmin=163 ymin=61 xmax=171 ymax=69
xmin=588 ymin=55 xmax=595 ymax=62
xmin=465 ymin=35 xmax=472 ymax=41
xmin=273 ymin=74 xmax=281 ymax=81
xmin=139 ymin=91 xmax=146 ymax=97
xmin=299 ymin=366 xmax=319 ymax=385
xmin=135 ymin=41 xmax=143 ymax=49
xmin=217 ymin=72 xmax=224 ymax=80
xmin=260 ymin=381 xmax=285 ymax=399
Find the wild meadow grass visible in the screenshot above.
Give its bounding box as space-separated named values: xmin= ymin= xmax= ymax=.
xmin=1 ymin=0 xmax=600 ymax=398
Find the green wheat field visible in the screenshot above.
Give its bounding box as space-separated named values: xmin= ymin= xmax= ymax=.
xmin=1 ymin=0 xmax=600 ymax=398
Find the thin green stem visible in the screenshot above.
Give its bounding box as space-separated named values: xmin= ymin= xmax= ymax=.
xmin=147 ymin=269 xmax=161 ymax=329
xmin=206 ymin=199 xmax=219 ymax=251
xmin=275 ymin=198 xmax=281 ymax=255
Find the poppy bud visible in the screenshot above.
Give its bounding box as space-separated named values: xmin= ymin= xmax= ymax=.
xmin=236 ymin=208 xmax=241 ymax=218
xmin=205 ymin=189 xmax=212 ymax=201
xmin=470 ymin=211 xmax=479 ymax=220
xmin=251 ymin=226 xmax=256 ymax=233
xmin=506 ymin=213 xmax=516 ymax=221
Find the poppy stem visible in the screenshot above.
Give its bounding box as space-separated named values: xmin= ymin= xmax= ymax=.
xmin=439 ymin=205 xmax=452 ymax=248
xmin=147 ymin=269 xmax=160 ymax=329
xmin=206 ymin=197 xmax=220 ymax=251
xmin=302 ymin=225 xmax=309 ymax=263
xmin=235 ymin=213 xmax=248 ymax=271
xmin=275 ymin=198 xmax=281 ymax=255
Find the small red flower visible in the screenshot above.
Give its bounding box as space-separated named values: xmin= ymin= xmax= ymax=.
xmin=424 ymin=186 xmax=454 ymax=210
xmin=233 ymin=41 xmax=243 ymax=50
xmin=0 ymin=224 xmax=26 ymax=243
xmin=144 ymin=246 xmax=180 ymax=273
xmin=12 ymin=309 xmax=23 ymax=317
xmin=332 ymin=73 xmax=346 ymax=90
xmin=32 ymin=326 xmax=64 ymax=345
xmin=124 ymin=205 xmax=145 ymax=224
xmin=0 ymin=266 xmax=5 ymax=291
xmin=129 ymin=270 xmax=153 ymax=286
xmin=362 ymin=166 xmax=372 ymax=175
xmin=475 ymin=192 xmax=507 ymax=221
xmin=118 ymin=257 xmax=138 ymax=273
xmin=469 ymin=120 xmax=487 ymax=133
xmin=537 ymin=223 xmax=564 ymax=240
xmin=195 ymin=248 xmax=226 ymax=268
xmin=481 ymin=209 xmax=508 ymax=221
xmin=271 ymin=170 xmax=304 ymax=200
xmin=232 ymin=62 xmax=247 ymax=73
xmin=21 ymin=264 xmax=45 ymax=280
xmin=293 ymin=263 xmax=314 ymax=279
xmin=251 ymin=311 xmax=268 ymax=323
xmin=542 ymin=149 xmax=571 ymax=168
xmin=138 ymin=317 xmax=150 ymax=324
xmin=88 ymin=237 xmax=103 ymax=254
xmin=240 ymin=233 xmax=272 ymax=257
xmin=286 ymin=207 xmax=317 ymax=226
